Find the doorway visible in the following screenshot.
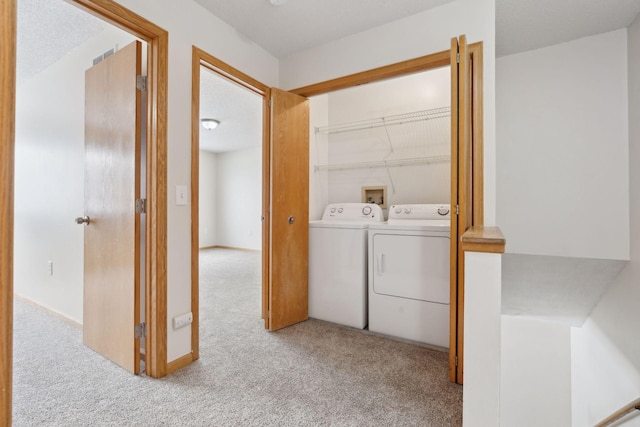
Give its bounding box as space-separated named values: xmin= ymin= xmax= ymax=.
xmin=191 ymin=47 xmax=311 ymax=356
xmin=197 ymin=63 xmax=264 ymax=349
xmin=4 ymin=0 xmax=169 ymax=421
xmin=14 ymin=0 xmax=166 ymax=382
xmin=14 ymin=0 xmax=141 ymax=365
xmin=190 ymin=47 xmax=271 ymax=360
xmin=198 ymin=66 xmax=263 ymax=253
xmin=293 ymin=38 xmax=483 ymax=385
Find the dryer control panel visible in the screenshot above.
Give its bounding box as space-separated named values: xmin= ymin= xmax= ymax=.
xmin=389 ymin=204 xmax=451 ymax=221
xmin=321 ymin=203 xmax=384 ymax=223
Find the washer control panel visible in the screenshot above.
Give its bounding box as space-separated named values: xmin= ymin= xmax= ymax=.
xmin=389 ymin=204 xmax=451 ymax=221
xmin=322 ymin=203 xmax=383 ymax=223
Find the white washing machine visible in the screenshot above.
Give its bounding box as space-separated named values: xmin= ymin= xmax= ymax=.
xmin=368 ymin=204 xmax=451 ymax=347
xmin=309 ymin=203 xmax=384 ymax=328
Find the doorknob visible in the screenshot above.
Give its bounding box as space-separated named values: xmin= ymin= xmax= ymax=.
xmin=75 ymin=216 xmax=90 ymax=225
xmin=288 ymin=216 xmax=295 ymax=224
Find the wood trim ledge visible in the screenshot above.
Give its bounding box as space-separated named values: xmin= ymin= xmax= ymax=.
xmin=461 ymin=226 xmax=506 ymax=254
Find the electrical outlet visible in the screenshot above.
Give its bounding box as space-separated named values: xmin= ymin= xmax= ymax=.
xmin=175 ymin=185 xmax=188 ymax=206
xmin=47 ymin=261 xmax=53 ymax=276
xmin=173 ymin=312 xmax=193 ymax=330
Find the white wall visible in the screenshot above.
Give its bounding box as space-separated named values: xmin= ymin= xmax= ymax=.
xmin=199 ymin=150 xmax=217 ymax=247
xmin=113 ymin=0 xmax=279 ymax=362
xmin=14 ymin=25 xmax=135 ymax=324
xmin=463 ymin=252 xmax=502 ymax=426
xmin=316 ymin=67 xmax=451 ymax=217
xmin=501 ymin=316 xmax=572 ymax=426
xmin=496 ymin=29 xmax=629 ymax=260
xmin=215 ymin=147 xmax=262 ymax=251
xmin=309 ymin=94 xmax=329 ymax=221
xmin=571 ymin=16 xmax=640 ymax=426
xmin=496 ymin=25 xmax=639 ymax=426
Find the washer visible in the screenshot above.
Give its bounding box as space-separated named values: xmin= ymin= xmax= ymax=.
xmin=309 ymin=203 xmax=383 ymax=328
xmin=368 ymin=204 xmax=451 ymax=347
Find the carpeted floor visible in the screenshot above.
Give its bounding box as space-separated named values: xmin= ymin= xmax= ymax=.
xmin=13 ymin=248 xmax=462 ymax=426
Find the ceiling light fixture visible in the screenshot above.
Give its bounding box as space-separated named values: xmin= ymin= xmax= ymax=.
xmin=201 ymin=118 xmax=220 ymax=130
xmin=269 ymin=0 xmax=288 ymax=5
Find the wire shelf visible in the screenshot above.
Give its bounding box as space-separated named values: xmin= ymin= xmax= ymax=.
xmin=314 ymin=155 xmax=450 ymax=172
xmin=315 ymin=106 xmax=450 ymax=135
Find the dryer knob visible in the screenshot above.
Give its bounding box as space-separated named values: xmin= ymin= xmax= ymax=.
xmin=394 ymin=206 xmax=402 ymax=214
xmin=330 ymin=208 xmax=336 ymax=213
xmin=338 ymin=208 xmax=344 ymax=213
xmin=437 ymin=207 xmax=450 ymax=216
xmin=362 ymin=206 xmax=372 ymax=215
xmin=404 ymin=207 xmax=412 ymax=214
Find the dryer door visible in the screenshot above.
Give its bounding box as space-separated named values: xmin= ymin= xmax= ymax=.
xmin=372 ymin=234 xmax=450 ymax=304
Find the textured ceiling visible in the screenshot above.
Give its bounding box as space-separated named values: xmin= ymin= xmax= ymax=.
xmin=17 ymin=0 xmax=106 ymax=85
xmin=192 ymin=0 xmax=454 ymax=58
xmin=496 ymin=0 xmax=640 ymax=57
xmin=199 ymin=67 xmax=263 ymax=153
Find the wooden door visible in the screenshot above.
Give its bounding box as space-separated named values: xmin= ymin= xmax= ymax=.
xmin=268 ymin=88 xmax=309 ymax=331
xmin=450 ymin=35 xmax=472 ymax=384
xmin=82 ymin=41 xmax=142 ymax=374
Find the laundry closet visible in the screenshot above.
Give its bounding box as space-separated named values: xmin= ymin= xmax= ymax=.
xmin=307 ymin=66 xmax=452 ymax=348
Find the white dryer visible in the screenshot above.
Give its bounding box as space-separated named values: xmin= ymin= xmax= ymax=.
xmin=309 ymin=203 xmax=383 ymax=328
xmin=368 ymin=204 xmax=451 ymax=347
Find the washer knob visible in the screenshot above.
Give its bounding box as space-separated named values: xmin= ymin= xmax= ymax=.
xmin=394 ymin=206 xmax=402 ymax=214
xmin=437 ymin=207 xmax=450 ymax=216
xmin=362 ymin=205 xmax=372 ymax=215
xmin=330 ymin=208 xmax=336 ymax=213
xmin=338 ymin=208 xmax=344 ymax=213
xmin=404 ymin=207 xmax=412 ymax=214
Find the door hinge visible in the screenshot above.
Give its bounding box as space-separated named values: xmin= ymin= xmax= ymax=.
xmin=456 ymin=53 xmax=460 ymax=63
xmin=135 ymin=198 xmax=146 ymax=214
xmin=456 ymin=205 xmax=460 ymax=215
xmin=135 ymin=322 xmax=146 ymax=339
xmin=455 ymin=355 xmax=458 ymax=367
xmin=136 ymin=75 xmax=148 ymax=91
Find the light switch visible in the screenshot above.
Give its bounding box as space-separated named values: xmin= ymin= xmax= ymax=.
xmin=175 ymin=185 xmax=188 ymax=206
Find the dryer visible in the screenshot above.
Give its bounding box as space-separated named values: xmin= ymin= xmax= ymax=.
xmin=309 ymin=203 xmax=383 ymax=328
xmin=368 ymin=204 xmax=451 ymax=347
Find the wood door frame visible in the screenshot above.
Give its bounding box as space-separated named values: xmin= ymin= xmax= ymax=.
xmin=291 ymin=41 xmax=484 ymax=386
xmin=451 ymin=40 xmax=483 ymax=384
xmin=1 ymin=0 xmax=16 ymax=424
xmin=190 ymin=46 xmax=271 ymax=362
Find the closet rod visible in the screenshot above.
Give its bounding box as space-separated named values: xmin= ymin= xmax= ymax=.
xmin=315 ymin=106 xmax=451 ymax=135
xmin=315 ymin=155 xmax=450 ymax=172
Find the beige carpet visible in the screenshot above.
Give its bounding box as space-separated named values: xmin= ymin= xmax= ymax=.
xmin=13 ymin=248 xmax=462 ymax=426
